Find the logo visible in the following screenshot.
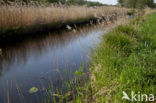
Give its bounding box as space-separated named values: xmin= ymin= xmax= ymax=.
xmin=122 ymin=91 xmax=155 ymax=102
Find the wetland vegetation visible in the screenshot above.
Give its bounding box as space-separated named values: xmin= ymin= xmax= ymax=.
xmin=0 ymin=0 xmax=156 ymax=103
xmin=73 ymin=11 xmax=156 ymax=103
xmin=0 ymin=1 xmax=127 ymax=42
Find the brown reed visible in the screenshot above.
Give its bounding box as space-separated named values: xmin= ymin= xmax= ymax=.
xmin=0 ymin=1 xmax=128 ymax=29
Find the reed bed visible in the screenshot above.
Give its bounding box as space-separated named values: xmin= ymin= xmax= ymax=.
xmin=0 ymin=2 xmax=128 ymax=29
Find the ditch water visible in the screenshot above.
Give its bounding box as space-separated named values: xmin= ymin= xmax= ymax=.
xmin=0 ymin=24 xmax=111 ymax=103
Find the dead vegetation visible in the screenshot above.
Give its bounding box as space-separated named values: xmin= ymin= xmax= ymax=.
xmin=0 ymin=2 xmax=128 ymax=29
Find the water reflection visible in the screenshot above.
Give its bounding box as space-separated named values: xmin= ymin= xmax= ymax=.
xmin=0 ymin=24 xmax=105 ymax=103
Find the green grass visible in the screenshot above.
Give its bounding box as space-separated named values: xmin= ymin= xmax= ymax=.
xmin=87 ymin=12 xmax=156 ymax=102
xmin=45 ymin=12 xmax=156 ymax=103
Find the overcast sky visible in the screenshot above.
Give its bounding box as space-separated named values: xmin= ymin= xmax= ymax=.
xmin=88 ymin=0 xmax=156 ymax=5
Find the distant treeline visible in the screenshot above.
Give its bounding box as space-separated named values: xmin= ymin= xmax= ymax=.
xmin=3 ymin=0 xmax=104 ymax=6
xmin=118 ymin=0 xmax=156 ymax=8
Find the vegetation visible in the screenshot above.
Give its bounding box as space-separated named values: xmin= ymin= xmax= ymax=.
xmin=2 ymin=0 xmax=66 ymax=4
xmin=118 ymin=0 xmax=155 ymax=8
xmin=66 ymin=0 xmax=104 ymax=6
xmin=0 ymin=3 xmax=127 ymax=37
xmin=87 ymin=12 xmax=156 ymax=102
xmin=44 ymin=67 xmax=89 ymax=103
xmin=2 ymin=0 xmax=104 ymax=6
xmin=47 ymin=11 xmax=156 ymax=103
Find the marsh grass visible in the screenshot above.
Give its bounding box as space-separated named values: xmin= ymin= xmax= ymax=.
xmin=43 ymin=16 xmax=133 ymax=103
xmin=0 ymin=1 xmax=127 ymax=35
xmin=87 ymin=12 xmax=156 ymax=102
xmin=42 ymin=65 xmax=90 ymax=103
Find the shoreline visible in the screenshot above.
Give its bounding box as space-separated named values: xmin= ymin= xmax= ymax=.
xmin=0 ymin=5 xmax=128 ymax=45
xmin=87 ymin=12 xmax=156 ymax=102
xmin=0 ymin=14 xmax=125 ymax=47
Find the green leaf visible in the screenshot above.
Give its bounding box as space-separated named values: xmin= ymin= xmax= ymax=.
xmin=29 ymin=87 xmax=38 ymax=94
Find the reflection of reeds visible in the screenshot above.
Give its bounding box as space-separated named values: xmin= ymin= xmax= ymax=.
xmin=0 ymin=2 xmax=127 ymax=29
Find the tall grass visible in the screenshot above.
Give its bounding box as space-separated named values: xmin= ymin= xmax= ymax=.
xmin=0 ymin=1 xmax=127 ymax=29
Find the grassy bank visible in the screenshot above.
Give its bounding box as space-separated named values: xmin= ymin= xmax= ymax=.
xmin=88 ymin=12 xmax=156 ymax=102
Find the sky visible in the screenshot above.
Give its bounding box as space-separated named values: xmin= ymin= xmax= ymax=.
xmin=88 ymin=0 xmax=118 ymax=5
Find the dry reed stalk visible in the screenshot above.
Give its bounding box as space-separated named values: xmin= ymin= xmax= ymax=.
xmin=0 ymin=2 xmax=128 ymax=29
xmin=144 ymin=7 xmax=156 ymax=15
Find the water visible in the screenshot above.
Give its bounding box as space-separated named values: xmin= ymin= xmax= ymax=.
xmin=0 ymin=25 xmax=107 ymax=103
